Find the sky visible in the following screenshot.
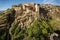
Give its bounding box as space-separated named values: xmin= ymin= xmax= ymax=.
xmin=0 ymin=0 xmax=60 ymax=11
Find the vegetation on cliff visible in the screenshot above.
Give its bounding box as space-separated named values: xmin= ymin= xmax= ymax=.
xmin=0 ymin=3 xmax=60 ymax=40
xmin=9 ymin=18 xmax=54 ymax=40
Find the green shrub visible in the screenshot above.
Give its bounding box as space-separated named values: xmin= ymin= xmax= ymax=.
xmin=9 ymin=19 xmax=54 ymax=40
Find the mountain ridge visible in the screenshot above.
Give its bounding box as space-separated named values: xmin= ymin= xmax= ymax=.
xmin=0 ymin=3 xmax=60 ymax=40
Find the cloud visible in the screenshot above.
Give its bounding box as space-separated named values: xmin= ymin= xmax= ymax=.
xmin=42 ymin=0 xmax=55 ymax=4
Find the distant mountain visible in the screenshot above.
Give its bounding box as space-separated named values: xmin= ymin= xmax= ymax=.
xmin=0 ymin=11 xmax=4 ymax=13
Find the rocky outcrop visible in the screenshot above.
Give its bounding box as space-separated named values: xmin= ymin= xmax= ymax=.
xmin=0 ymin=3 xmax=60 ymax=40
xmin=0 ymin=3 xmax=59 ymax=30
xmin=50 ymin=33 xmax=58 ymax=40
xmin=12 ymin=3 xmax=39 ymax=28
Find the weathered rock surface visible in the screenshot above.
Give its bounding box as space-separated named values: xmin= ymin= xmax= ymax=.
xmin=12 ymin=3 xmax=39 ymax=28
xmin=0 ymin=3 xmax=60 ymax=40
xmin=0 ymin=3 xmax=60 ymax=30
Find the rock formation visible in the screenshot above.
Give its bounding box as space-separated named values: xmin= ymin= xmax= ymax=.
xmin=12 ymin=3 xmax=39 ymax=28
xmin=0 ymin=3 xmax=60 ymax=40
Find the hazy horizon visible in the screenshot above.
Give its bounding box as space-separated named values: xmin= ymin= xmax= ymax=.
xmin=0 ymin=0 xmax=60 ymax=11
